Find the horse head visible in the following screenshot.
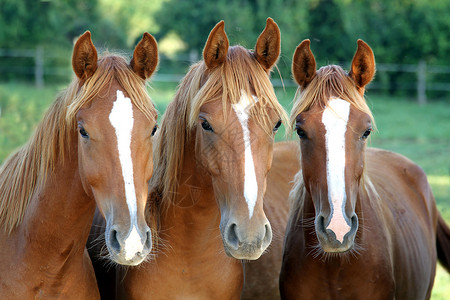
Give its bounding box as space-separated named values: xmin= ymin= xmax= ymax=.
xmin=72 ymin=32 xmax=158 ymax=265
xmin=291 ymin=39 xmax=375 ymax=253
xmin=192 ymin=19 xmax=286 ymax=259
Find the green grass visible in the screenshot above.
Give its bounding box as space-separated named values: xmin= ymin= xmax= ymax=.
xmin=0 ymin=82 xmax=449 ymax=298
xmin=0 ymin=83 xmax=63 ymax=161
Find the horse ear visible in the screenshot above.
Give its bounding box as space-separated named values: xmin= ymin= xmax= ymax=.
xmin=130 ymin=32 xmax=158 ymax=80
xmin=292 ymin=39 xmax=316 ymax=90
xmin=203 ymin=20 xmax=229 ymax=69
xmin=349 ymin=39 xmax=375 ymax=92
xmin=72 ymin=31 xmax=98 ymax=80
xmin=254 ymin=18 xmax=281 ymax=71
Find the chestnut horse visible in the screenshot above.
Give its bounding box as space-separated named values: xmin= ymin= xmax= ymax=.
xmin=0 ymin=32 xmax=158 ymax=298
xmin=279 ymin=39 xmax=450 ymax=299
xmin=92 ymin=18 xmax=289 ymax=299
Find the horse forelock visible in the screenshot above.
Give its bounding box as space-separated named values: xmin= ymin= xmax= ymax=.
xmin=149 ymin=45 xmax=288 ymax=209
xmin=189 ymin=46 xmax=288 ymax=132
xmin=290 ymin=65 xmax=375 ymax=129
xmin=0 ymin=53 xmax=156 ymax=234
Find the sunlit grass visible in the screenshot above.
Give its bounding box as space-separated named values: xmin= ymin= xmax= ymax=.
xmin=433 ymin=264 xmax=450 ymax=300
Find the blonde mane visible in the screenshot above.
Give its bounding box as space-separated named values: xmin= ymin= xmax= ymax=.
xmin=0 ymin=54 xmax=156 ymax=234
xmin=288 ymin=65 xmax=380 ymax=222
xmin=150 ymin=46 xmax=288 ymax=207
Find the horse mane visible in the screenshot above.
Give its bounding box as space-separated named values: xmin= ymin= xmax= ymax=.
xmin=288 ymin=169 xmax=307 ymax=224
xmin=150 ymin=45 xmax=288 ymax=208
xmin=0 ymin=54 xmax=156 ymax=234
xmin=289 ymin=65 xmax=375 ymax=128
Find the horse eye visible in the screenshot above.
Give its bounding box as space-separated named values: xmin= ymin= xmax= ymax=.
xmin=151 ymin=125 xmax=158 ymax=136
xmin=273 ymin=120 xmax=282 ymax=132
xmin=361 ymin=128 xmax=372 ymax=140
xmin=201 ymin=120 xmax=214 ymax=132
xmin=296 ymin=127 xmax=307 ymax=139
xmin=79 ymin=126 xmax=89 ymax=139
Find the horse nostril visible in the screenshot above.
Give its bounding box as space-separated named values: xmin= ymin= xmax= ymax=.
xmin=109 ymin=228 xmax=121 ymax=253
xmin=225 ymin=223 xmax=240 ymax=249
xmin=144 ymin=228 xmax=152 ymax=251
xmin=262 ymin=223 xmax=272 ymax=247
xmin=316 ymin=215 xmax=326 ymax=233
xmin=350 ymin=214 xmax=359 ymax=232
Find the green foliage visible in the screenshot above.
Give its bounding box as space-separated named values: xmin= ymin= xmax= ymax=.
xmin=154 ymin=0 xmax=309 ymax=59
xmin=338 ymin=0 xmax=450 ymax=65
xmin=98 ymin=0 xmax=165 ymax=46
xmin=0 ymin=0 xmax=128 ymax=49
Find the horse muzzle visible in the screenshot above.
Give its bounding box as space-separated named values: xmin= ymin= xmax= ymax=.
xmin=105 ymin=223 xmax=152 ymax=266
xmin=221 ymin=219 xmax=272 ymax=260
xmin=315 ymin=213 xmax=358 ymax=253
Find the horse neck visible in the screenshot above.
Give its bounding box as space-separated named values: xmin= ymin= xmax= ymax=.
xmin=15 ymin=135 xmax=94 ymax=256
xmin=159 ymin=137 xmax=220 ymax=248
xmin=153 ymin=136 xmax=244 ymax=293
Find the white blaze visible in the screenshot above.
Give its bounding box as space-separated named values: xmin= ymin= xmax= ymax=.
xmin=321 ymin=98 xmax=351 ymax=243
xmin=109 ymin=90 xmax=143 ymax=257
xmin=124 ymin=226 xmax=143 ymax=260
xmin=232 ymin=90 xmax=258 ymax=219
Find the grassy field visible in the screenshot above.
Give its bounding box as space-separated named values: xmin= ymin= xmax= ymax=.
xmin=0 ymin=81 xmax=449 ymax=298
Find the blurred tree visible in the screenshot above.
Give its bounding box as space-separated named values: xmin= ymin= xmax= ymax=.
xmin=306 ymin=0 xmax=352 ymax=62
xmin=98 ymin=0 xmax=165 ymax=47
xmin=155 ymin=0 xmax=251 ymax=56
xmin=337 ymin=0 xmax=450 ymax=94
xmin=0 ymin=0 xmax=127 ymax=49
xmin=340 ymin=0 xmax=450 ymax=65
xmin=154 ymin=0 xmax=311 ymax=77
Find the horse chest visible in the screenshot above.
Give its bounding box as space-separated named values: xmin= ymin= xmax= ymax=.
xmin=133 ymin=196 xmax=242 ymax=298
xmin=122 ymin=245 xmax=243 ymax=299
xmin=291 ymin=259 xmax=394 ymax=300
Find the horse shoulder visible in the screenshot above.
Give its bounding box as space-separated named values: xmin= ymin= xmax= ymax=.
xmin=366 ymin=148 xmax=437 ymax=298
xmin=366 ymin=147 xmax=437 ymax=223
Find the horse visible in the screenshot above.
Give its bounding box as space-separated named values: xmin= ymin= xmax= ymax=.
xmin=279 ymin=39 xmax=450 ymax=299
xmin=90 ymin=18 xmax=289 ymax=299
xmin=0 ymin=31 xmax=158 ymax=298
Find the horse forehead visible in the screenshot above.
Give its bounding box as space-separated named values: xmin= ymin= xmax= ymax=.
xmin=322 ymin=98 xmax=350 ymax=122
xmin=301 ymin=99 xmax=353 ymax=125
xmin=83 ymin=88 xmax=151 ymax=125
xmin=80 ymin=86 xmax=125 ymax=114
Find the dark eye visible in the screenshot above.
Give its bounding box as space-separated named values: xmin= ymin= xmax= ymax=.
xmin=273 ymin=120 xmax=282 ymax=132
xmin=151 ymin=125 xmax=158 ymax=136
xmin=79 ymin=126 xmax=89 ymax=139
xmin=296 ymin=127 xmax=307 ymax=139
xmin=361 ymin=128 xmax=372 ymax=140
xmin=201 ymin=119 xmax=214 ymax=132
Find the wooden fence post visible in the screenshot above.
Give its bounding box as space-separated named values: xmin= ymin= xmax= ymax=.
xmin=35 ymin=46 xmax=44 ymax=88
xmin=417 ymin=60 xmax=426 ymax=105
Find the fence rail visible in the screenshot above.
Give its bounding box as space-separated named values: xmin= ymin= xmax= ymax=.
xmin=1 ymin=48 xmax=450 ymax=104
